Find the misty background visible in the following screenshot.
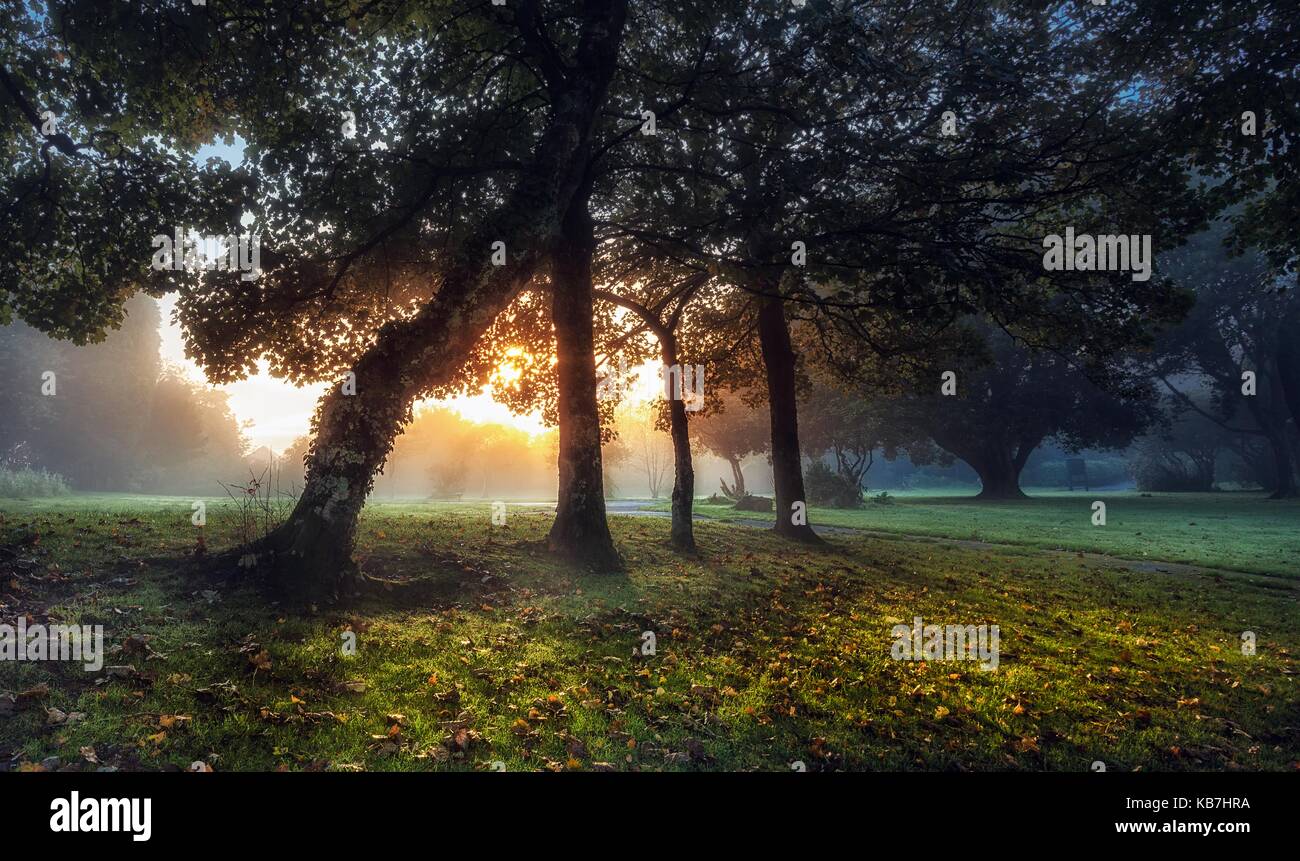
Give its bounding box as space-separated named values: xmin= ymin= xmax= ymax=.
xmin=2 ymin=288 xmax=1283 ymax=504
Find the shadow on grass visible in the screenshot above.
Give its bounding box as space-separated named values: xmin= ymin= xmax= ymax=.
xmin=2 ymin=510 xmax=1297 ymax=772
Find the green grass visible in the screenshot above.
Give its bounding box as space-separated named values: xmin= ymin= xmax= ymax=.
xmin=1 ymin=494 xmax=1296 ymax=772
xmin=660 ymin=491 xmax=1300 ymax=579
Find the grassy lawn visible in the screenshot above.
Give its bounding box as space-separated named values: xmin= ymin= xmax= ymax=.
xmin=661 ymin=491 xmax=1300 ymax=579
xmin=1 ymin=494 xmax=1297 ymax=772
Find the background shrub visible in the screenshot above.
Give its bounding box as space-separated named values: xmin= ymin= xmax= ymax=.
xmin=0 ymin=467 xmax=70 ymax=498
xmin=804 ymin=461 xmax=863 ymax=508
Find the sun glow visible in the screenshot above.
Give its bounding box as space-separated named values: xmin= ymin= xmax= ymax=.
xmin=158 ymin=299 xmax=551 ymax=450
xmin=436 ymin=388 xmax=548 ymax=437
xmin=158 ymin=295 xmax=676 ymax=452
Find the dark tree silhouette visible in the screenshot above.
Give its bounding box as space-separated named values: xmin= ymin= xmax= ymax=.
xmin=904 ymin=324 xmax=1161 ymax=500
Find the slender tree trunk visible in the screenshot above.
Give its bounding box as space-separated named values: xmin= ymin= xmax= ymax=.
xmin=547 ymin=193 xmax=622 ymax=569
xmin=660 ymin=334 xmax=696 ymax=552
xmin=253 ymin=2 xmax=627 ymax=602
xmin=756 ymin=294 xmax=820 ymax=541
xmin=590 ymin=283 xmax=703 ymax=549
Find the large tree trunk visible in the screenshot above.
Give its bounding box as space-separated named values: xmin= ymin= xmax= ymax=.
xmin=547 ymin=192 xmax=622 ymax=569
xmin=1239 ymin=358 xmax=1298 ymax=499
xmin=1263 ymin=428 xmax=1298 ymax=499
xmin=660 ymin=333 xmax=696 ymax=552
xmin=971 ymin=451 xmax=1030 ymax=500
xmin=756 ymin=294 xmax=820 ymax=542
xmin=932 ymin=433 xmax=1038 ymax=501
xmin=1276 ymin=319 xmax=1300 ymax=438
xmin=1270 ymin=310 xmax=1300 ymax=498
xmin=253 ymin=1 xmax=627 ymax=602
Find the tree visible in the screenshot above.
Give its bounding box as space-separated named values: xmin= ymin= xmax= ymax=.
xmin=615 ymin=402 xmax=672 ymax=501
xmin=1130 ymin=400 xmax=1232 ymax=493
xmin=799 ymin=378 xmax=936 ymax=494
xmin=594 ymin=260 xmax=709 ymax=550
xmin=2 ymin=0 xmax=631 ymax=599
xmin=0 ymin=294 xmax=160 ymax=489
xmin=1153 ymin=225 xmax=1298 ymax=497
xmin=139 ymin=371 xmax=249 ymax=494
xmin=600 ymin=430 xmax=631 ymax=499
xmin=605 ymin=0 xmax=1202 ymax=539
xmin=689 ymin=389 xmax=769 ymax=500
xmin=541 ymin=0 xmax=756 ymax=556
xmin=0 ymin=320 xmax=63 ymax=465
xmin=904 ymin=324 xmax=1160 ymax=500
xmin=1088 ymin=0 xmax=1300 ymax=492
xmin=0 ymin=294 xmax=249 ymax=494
xmin=1087 ymin=1 xmax=1299 ymax=280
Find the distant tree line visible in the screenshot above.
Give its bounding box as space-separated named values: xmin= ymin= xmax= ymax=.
xmin=0 ymin=295 xmax=249 ymax=495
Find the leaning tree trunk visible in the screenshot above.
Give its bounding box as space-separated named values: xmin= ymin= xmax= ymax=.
xmin=260 ymin=234 xmax=548 ymax=602
xmin=723 ymin=456 xmax=746 ymax=499
xmin=253 ymin=1 xmax=628 ymax=602
xmin=547 ymin=193 xmax=622 ymax=569
xmin=756 ymin=293 xmax=820 ymax=542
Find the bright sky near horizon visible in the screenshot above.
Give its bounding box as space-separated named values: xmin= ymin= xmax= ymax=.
xmin=156 ymin=293 xmax=551 ymax=452
xmin=168 ymin=140 xmax=665 ymax=453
